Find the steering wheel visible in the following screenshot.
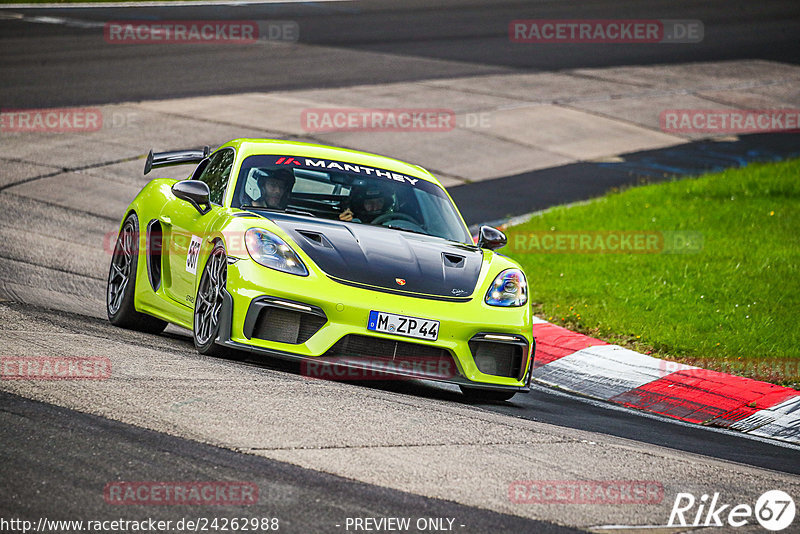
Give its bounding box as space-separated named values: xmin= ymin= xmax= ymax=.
xmin=371 ymin=211 xmax=422 ymax=227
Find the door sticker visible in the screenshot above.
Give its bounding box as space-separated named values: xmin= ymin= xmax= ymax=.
xmin=186 ymin=235 xmax=203 ymax=274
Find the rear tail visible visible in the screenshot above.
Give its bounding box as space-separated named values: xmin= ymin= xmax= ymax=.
xmin=144 ymin=145 xmax=210 ymax=175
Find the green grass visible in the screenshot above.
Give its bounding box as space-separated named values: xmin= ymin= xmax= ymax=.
xmin=505 ymin=158 xmax=800 ymax=387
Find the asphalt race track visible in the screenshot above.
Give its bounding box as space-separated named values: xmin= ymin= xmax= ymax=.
xmin=1 ymin=1 xmax=799 ymax=532
xmin=0 ymin=390 xmax=577 ymax=533
xmin=1 ymin=0 xmax=799 ymax=108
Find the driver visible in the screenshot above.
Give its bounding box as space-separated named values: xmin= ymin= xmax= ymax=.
xmin=339 ymin=183 xmax=394 ymax=224
xmin=252 ymin=168 xmax=295 ymax=210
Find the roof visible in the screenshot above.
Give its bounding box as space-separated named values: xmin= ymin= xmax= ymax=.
xmin=220 ymin=138 xmax=441 ymax=186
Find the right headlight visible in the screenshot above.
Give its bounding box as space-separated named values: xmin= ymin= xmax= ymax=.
xmin=485 ymin=268 xmax=528 ymax=307
xmin=244 ymin=228 xmax=308 ymax=276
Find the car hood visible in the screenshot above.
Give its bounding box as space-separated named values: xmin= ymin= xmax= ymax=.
xmin=266 ymin=213 xmax=483 ymax=299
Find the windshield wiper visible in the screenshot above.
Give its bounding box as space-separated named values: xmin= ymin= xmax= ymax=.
xmin=285 ymin=208 xmax=316 ymax=217
xmin=240 ymin=206 xmax=316 ymax=217
xmin=385 ymin=224 xmax=430 ymax=237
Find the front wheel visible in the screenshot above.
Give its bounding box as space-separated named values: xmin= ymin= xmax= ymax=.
xmin=460 ymin=386 xmax=517 ymax=402
xmin=193 ymin=242 xmax=228 ymax=355
xmin=106 ymin=213 xmax=167 ymax=334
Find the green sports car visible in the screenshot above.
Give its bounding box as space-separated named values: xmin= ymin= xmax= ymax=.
xmin=107 ymin=139 xmax=533 ymax=401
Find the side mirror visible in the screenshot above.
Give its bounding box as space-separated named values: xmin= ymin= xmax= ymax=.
xmin=172 ymin=180 xmax=211 ymax=215
xmin=477 ymin=225 xmax=507 ymax=250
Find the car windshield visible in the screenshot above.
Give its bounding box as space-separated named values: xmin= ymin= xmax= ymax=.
xmin=232 ymin=154 xmax=472 ymax=244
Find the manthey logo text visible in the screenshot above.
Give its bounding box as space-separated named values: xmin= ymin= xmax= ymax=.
xmin=275 ymin=157 xmax=421 ymax=186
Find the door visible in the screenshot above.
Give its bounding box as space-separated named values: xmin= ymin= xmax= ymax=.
xmin=163 ymin=148 xmax=234 ymax=306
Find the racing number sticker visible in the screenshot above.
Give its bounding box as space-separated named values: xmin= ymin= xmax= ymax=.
xmin=186 ymin=235 xmax=203 ymax=275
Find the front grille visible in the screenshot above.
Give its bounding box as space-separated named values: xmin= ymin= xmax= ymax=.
xmin=322 ymin=335 xmax=459 ymax=380
xmin=325 ymin=335 xmax=446 ymax=360
xmin=252 ymin=307 xmax=326 ymax=344
xmin=469 ymin=340 xmax=525 ymax=379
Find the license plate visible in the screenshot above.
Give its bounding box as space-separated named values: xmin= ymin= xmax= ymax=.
xmin=367 ymin=311 xmax=439 ymax=341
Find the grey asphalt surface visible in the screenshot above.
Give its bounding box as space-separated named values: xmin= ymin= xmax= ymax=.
xmin=0 ymin=0 xmax=798 ymax=107
xmin=453 ymin=132 xmax=800 ymax=225
xmin=2 ymin=300 xmax=798 ymax=531
xmin=0 ymin=389 xmax=579 ymax=534
xmin=1 ymin=0 xmax=799 ymax=531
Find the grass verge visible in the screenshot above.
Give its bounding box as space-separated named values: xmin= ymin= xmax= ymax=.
xmin=505 ymin=158 xmax=800 ymax=388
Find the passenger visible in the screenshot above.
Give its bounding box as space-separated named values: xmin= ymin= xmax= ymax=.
xmin=339 ymin=183 xmax=394 ymax=224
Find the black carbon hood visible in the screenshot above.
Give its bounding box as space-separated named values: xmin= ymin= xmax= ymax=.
xmin=267 ymin=214 xmax=483 ymax=299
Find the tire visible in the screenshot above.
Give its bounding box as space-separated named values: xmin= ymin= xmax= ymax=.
xmin=460 ymin=386 xmax=517 ymax=402
xmin=106 ymin=213 xmax=168 ymax=334
xmin=193 ymin=242 xmax=228 ymax=356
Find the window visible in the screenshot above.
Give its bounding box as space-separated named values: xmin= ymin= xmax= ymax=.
xmin=232 ymin=154 xmax=472 ymax=244
xmin=196 ymin=148 xmax=234 ymax=205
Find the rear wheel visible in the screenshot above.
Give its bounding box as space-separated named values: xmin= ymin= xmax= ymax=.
xmin=460 ymin=386 xmax=517 ymax=402
xmin=106 ymin=214 xmax=168 ymax=334
xmin=193 ymin=242 xmax=228 ymax=356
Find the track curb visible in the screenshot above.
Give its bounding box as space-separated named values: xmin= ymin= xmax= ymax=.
xmin=531 ymin=317 xmax=800 ymax=445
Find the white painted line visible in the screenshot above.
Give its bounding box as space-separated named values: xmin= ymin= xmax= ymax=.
xmin=589 ymin=526 xmax=697 ymax=531
xmin=589 ymin=525 xmax=706 ymax=533
xmin=469 ymin=197 xmax=601 ymax=233
xmin=0 ymin=0 xmax=347 ymax=8
xmin=2 ymin=11 xmax=304 ymax=43
xmin=534 ymin=344 xmax=696 ymax=400
xmin=17 ymin=14 xmax=104 ymax=28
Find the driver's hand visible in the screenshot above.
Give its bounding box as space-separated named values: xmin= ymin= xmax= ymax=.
xmin=339 ymin=208 xmax=354 ymax=221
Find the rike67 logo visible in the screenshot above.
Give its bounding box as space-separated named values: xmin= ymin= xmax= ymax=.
xmin=669 ymin=490 xmax=795 ymax=531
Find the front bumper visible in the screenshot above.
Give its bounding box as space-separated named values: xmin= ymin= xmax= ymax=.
xmin=217 ymin=258 xmax=534 ymax=392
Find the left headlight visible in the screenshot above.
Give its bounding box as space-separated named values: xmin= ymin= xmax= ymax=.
xmin=485 ymin=268 xmax=528 ymax=307
xmin=244 ymin=228 xmax=308 ymax=276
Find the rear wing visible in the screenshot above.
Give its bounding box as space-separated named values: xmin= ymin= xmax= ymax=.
xmin=144 ymin=146 xmax=211 ymax=175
